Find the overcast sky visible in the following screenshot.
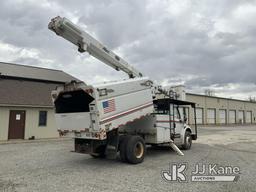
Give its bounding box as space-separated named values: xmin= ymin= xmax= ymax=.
xmin=0 ymin=0 xmax=256 ymax=100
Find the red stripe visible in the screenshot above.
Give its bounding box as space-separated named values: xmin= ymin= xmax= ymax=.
xmin=105 ymin=109 xmax=115 ymax=112
xmin=101 ymin=102 xmax=152 ymax=121
xmin=102 ymin=101 xmax=152 ymax=120
xmin=156 ymin=120 xmax=180 ymax=123
xmin=104 ymin=108 xmax=115 ymax=113
xmin=100 ymin=102 xmax=153 ymax=124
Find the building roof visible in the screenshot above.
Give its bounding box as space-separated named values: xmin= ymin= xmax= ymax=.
xmin=0 ymin=62 xmax=81 ymax=107
xmin=0 ymin=79 xmax=59 ymax=107
xmin=0 ymin=62 xmax=79 ymax=83
xmin=186 ymin=93 xmax=255 ymax=104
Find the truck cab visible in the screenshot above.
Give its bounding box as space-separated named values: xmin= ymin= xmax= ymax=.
xmin=151 ymin=98 xmax=197 ymax=148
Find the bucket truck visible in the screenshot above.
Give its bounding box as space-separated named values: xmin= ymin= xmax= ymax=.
xmin=48 ymin=16 xmax=198 ymax=164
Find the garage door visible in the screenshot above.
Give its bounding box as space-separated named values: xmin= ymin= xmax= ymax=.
xmin=196 ymin=108 xmax=203 ymax=124
xmin=207 ymin=109 xmax=216 ymax=124
xmin=238 ymin=110 xmax=244 ymax=124
xmin=229 ymin=110 xmax=236 ymax=123
xmin=219 ymin=109 xmax=227 ymax=124
xmin=246 ymin=111 xmax=252 ymax=123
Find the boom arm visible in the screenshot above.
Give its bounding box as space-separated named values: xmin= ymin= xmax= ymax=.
xmin=48 ymin=16 xmax=143 ymax=78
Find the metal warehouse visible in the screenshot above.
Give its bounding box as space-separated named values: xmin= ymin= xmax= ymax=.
xmin=186 ymin=93 xmax=256 ymax=125
xmin=0 ymin=62 xmax=78 ymax=141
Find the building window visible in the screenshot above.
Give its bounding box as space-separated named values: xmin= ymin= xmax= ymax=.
xmin=39 ymin=111 xmax=47 ymax=126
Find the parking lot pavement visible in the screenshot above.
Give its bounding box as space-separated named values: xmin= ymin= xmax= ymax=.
xmin=0 ymin=125 xmax=256 ymax=192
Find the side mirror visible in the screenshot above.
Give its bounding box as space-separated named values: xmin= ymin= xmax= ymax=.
xmin=184 ymin=117 xmax=188 ymax=122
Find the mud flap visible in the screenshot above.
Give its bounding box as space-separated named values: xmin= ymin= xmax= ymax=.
xmin=105 ymin=129 xmax=119 ymax=159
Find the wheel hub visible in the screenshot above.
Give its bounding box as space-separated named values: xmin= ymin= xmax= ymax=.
xmin=135 ymin=142 xmax=144 ymax=158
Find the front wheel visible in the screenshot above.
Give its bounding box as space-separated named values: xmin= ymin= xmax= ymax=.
xmin=181 ymin=131 xmax=192 ymax=150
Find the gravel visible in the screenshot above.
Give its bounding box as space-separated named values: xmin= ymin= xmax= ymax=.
xmin=0 ymin=125 xmax=256 ymax=192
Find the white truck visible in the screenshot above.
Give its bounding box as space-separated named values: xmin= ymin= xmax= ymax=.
xmin=48 ymin=16 xmax=198 ymax=164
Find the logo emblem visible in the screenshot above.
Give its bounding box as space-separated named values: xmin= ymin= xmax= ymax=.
xmin=161 ymin=163 xmax=187 ymax=182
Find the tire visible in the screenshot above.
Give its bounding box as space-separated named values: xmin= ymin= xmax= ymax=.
xmin=119 ymin=135 xmax=131 ymax=162
xmin=126 ymin=136 xmax=146 ymax=164
xmin=181 ymin=131 xmax=192 ymax=150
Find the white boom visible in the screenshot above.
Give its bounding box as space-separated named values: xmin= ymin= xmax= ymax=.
xmin=48 ymin=16 xmax=142 ymax=78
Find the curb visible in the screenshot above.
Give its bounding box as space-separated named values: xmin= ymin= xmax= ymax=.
xmin=0 ymin=137 xmax=72 ymax=145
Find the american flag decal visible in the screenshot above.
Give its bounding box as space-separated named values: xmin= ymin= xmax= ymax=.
xmin=102 ymin=99 xmax=116 ymax=113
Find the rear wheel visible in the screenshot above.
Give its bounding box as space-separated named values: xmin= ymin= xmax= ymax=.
xmin=119 ymin=135 xmax=131 ymax=162
xmin=126 ymin=136 xmax=145 ymax=164
xmin=181 ymin=131 xmax=192 ymax=150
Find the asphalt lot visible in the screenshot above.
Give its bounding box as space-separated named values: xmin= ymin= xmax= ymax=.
xmin=0 ymin=125 xmax=256 ymax=192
